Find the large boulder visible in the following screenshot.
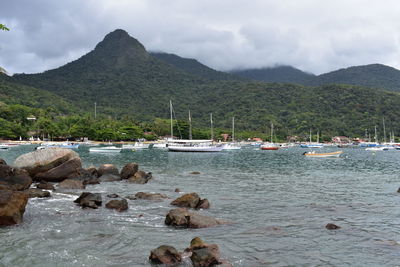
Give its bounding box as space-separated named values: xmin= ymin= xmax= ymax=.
xmin=149 ymin=245 xmax=182 ymax=265
xmin=105 ymin=199 xmax=128 ymax=211
xmin=165 ymin=208 xmax=226 ymax=229
xmin=0 ymin=172 xmax=32 ymax=191
xmin=74 ymin=192 xmax=102 ymax=209
xmin=58 ymin=179 xmax=86 ymax=190
xmin=127 ymin=171 xmax=152 ymax=184
xmin=188 ymin=237 xmax=232 ymax=267
xmin=99 ymin=174 xmax=121 ymax=182
xmin=0 ymin=190 xmax=28 ymax=226
xmin=97 ymin=164 xmax=119 ymax=177
xmin=25 ymin=188 xmax=51 ymax=198
xmin=13 ymin=147 xmax=79 ymax=176
xmin=33 ymin=158 xmax=82 ymax=182
xmin=171 ymin=193 xmax=210 ymax=209
xmin=120 ymin=163 xmax=138 ymax=179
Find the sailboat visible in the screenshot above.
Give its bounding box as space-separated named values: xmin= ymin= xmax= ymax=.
xmin=260 ymin=123 xmax=279 ymax=150
xmin=223 ymin=117 xmax=241 ymax=150
xmin=300 ymin=130 xmax=324 ymax=148
xmin=167 ymin=103 xmax=224 ymax=152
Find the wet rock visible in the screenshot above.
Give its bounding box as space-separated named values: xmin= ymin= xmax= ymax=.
xmin=34 ymin=158 xmax=82 ymax=182
xmin=190 ymin=171 xmax=201 ymax=175
xmin=175 ymin=188 xmax=181 ymax=193
xmin=171 ymin=192 xmax=210 ymax=209
xmin=82 ymin=177 xmax=100 ymax=185
xmin=26 ymin=188 xmax=51 ymax=198
xmin=0 ymin=158 xmax=6 ymax=165
xmin=165 ymin=208 xmax=226 ymax=229
xmin=74 ymin=192 xmax=102 ymax=209
xmin=0 ymin=164 xmax=13 ymax=177
xmin=326 ymin=223 xmax=341 ymax=230
xmin=97 ymin=164 xmax=119 ymax=177
xmin=99 ymin=174 xmax=121 ymax=182
xmin=58 ymin=179 xmax=85 ymax=189
xmin=107 ymin=193 xmax=119 ymax=198
xmin=129 ymin=192 xmax=168 ymax=201
xmin=0 ymin=172 xmax=32 ymax=191
xmin=127 ymin=171 xmax=152 ymax=184
xmin=120 ymin=163 xmax=138 ymax=179
xmin=397 ymin=187 xmax=400 ymax=193
xmin=149 ymin=245 xmax=182 ymax=265
xmin=0 ymin=190 xmax=28 ymax=226
xmin=13 ymin=147 xmax=79 ymax=176
xmin=85 ymin=167 xmax=98 ymax=178
xmin=187 ymin=237 xmax=231 ymax=267
xmin=36 ymin=181 xmax=55 ymax=190
xmin=105 ymin=199 xmax=128 ymax=211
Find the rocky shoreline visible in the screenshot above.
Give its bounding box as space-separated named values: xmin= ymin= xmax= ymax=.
xmin=0 ymin=147 xmax=231 ymax=266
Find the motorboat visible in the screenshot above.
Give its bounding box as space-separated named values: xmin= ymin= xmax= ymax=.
xmin=89 ymin=146 xmax=122 ymax=153
xmin=260 ymin=142 xmax=279 ymax=150
xmin=303 ymin=151 xmax=343 ymax=158
xmin=167 ymin=139 xmax=224 ymax=152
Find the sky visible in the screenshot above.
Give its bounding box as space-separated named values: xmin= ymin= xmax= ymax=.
xmin=1 ymin=0 xmax=400 ymax=75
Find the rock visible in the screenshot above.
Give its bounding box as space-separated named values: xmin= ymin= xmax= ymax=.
xmin=74 ymin=192 xmax=102 ymax=209
xmin=0 ymin=190 xmax=28 ymax=226
xmin=107 ymin=193 xmax=119 ymax=198
xmin=105 ymin=199 xmax=128 ymax=211
xmin=397 ymin=187 xmax=400 ymax=193
xmin=13 ymin=147 xmax=79 ymax=176
xmin=127 ymin=171 xmax=152 ymax=184
xmin=34 ymin=158 xmax=82 ymax=182
xmin=326 ymin=223 xmax=341 ymax=230
xmin=85 ymin=167 xmax=98 ymax=178
xmin=120 ymin=163 xmax=138 ymax=179
xmin=171 ymin=193 xmax=210 ymax=209
xmin=26 ymin=188 xmax=51 ymax=198
xmin=165 ymin=208 xmax=226 ymax=229
xmin=175 ymin=188 xmax=181 ymax=193
xmin=187 ymin=237 xmax=232 ymax=267
xmin=36 ymin=181 xmax=55 ymax=190
xmin=129 ymin=192 xmax=168 ymax=201
xmin=99 ymin=174 xmax=121 ymax=182
xmin=190 ymin=171 xmax=201 ymax=175
xmin=58 ymin=179 xmax=85 ymax=189
xmin=0 ymin=172 xmax=32 ymax=191
xmin=0 ymin=164 xmax=13 ymax=177
xmin=0 ymin=158 xmax=6 ymax=165
xmin=97 ymin=164 xmax=119 ymax=177
xmin=149 ymin=245 xmax=182 ymax=265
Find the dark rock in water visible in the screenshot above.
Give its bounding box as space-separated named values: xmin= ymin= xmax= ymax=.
xmin=187 ymin=237 xmax=231 ymax=267
xmin=129 ymin=192 xmax=168 ymax=201
xmin=190 ymin=171 xmax=201 ymax=175
xmin=326 ymin=223 xmax=341 ymax=230
xmin=0 ymin=172 xmax=32 ymax=191
xmin=85 ymin=167 xmax=98 ymax=178
xmin=58 ymin=179 xmax=85 ymax=189
xmin=175 ymin=188 xmax=181 ymax=193
xmin=83 ymin=177 xmax=100 ymax=185
xmin=171 ymin=192 xmax=210 ymax=209
xmin=34 ymin=158 xmax=82 ymax=182
xmin=105 ymin=199 xmax=128 ymax=211
xmin=98 ymin=164 xmax=119 ymax=177
xmin=127 ymin=171 xmax=152 ymax=184
xmin=0 ymin=158 xmax=6 ymax=165
xmin=99 ymin=174 xmax=121 ymax=182
xmin=107 ymin=193 xmax=119 ymax=198
xmin=149 ymin=245 xmax=182 ymax=265
xmin=36 ymin=181 xmax=55 ymax=190
xmin=26 ymin=188 xmax=51 ymax=198
xmin=0 ymin=190 xmax=28 ymax=226
xmin=397 ymin=187 xmax=400 ymax=193
xmin=165 ymin=208 xmax=226 ymax=229
xmin=13 ymin=147 xmax=79 ymax=176
xmin=120 ymin=163 xmax=139 ymax=179
xmin=0 ymin=164 xmax=13 ymax=177
xmin=74 ymin=192 xmax=102 ymax=209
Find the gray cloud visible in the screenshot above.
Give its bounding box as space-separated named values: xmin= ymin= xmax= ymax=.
xmin=1 ymin=0 xmax=400 ymax=75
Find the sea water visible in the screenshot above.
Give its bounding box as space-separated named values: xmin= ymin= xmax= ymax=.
xmin=0 ymin=145 xmax=399 ymax=266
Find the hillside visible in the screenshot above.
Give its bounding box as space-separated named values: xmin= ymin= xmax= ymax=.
xmin=151 ymin=52 xmax=240 ymax=81
xmin=230 ymin=65 xmax=315 ymax=83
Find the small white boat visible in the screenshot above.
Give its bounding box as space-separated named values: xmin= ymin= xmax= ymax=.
xmin=303 ymin=151 xmax=343 ymax=158
xmin=122 ymin=142 xmax=150 ymax=150
xmin=365 ymin=146 xmax=394 ymax=151
xmin=0 ymin=144 xmax=9 ymax=150
xmin=168 ymin=139 xmax=224 ymax=152
xmin=89 ymin=146 xmax=122 ymax=153
xmin=222 ymin=143 xmax=241 ymax=150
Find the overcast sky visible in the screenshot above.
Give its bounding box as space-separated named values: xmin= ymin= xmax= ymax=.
xmin=1 ymin=0 xmax=400 ymax=75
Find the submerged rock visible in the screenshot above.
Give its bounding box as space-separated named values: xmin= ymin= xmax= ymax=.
xmin=0 ymin=190 xmax=28 ymax=226
xmin=107 ymin=193 xmax=119 ymax=198
xmin=149 ymin=245 xmax=182 ymax=265
xmin=120 ymin=163 xmax=138 ymax=179
xmin=105 ymin=199 xmax=128 ymax=211
xmin=36 ymin=181 xmax=55 ymax=190
xmin=74 ymin=192 xmax=102 ymax=209
xmin=326 ymin=223 xmax=341 ymax=230
xmin=127 ymin=192 xmax=168 ymax=201
xmin=26 ymin=188 xmax=51 ymax=198
xmin=190 ymin=171 xmax=201 ymax=175
xmin=165 ymin=208 xmax=226 ymax=229
xmin=127 ymin=171 xmax=152 ymax=184
xmin=13 ymin=147 xmax=79 ymax=177
xmin=34 ymin=158 xmax=82 ymax=182
xmin=171 ymin=192 xmax=210 ymax=209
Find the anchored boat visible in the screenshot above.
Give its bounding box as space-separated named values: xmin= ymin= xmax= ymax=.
xmin=303 ymin=151 xmax=343 ymax=158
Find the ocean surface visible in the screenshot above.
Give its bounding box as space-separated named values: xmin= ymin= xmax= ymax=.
xmin=0 ymin=145 xmax=399 ymax=266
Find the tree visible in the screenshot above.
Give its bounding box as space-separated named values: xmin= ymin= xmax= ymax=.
xmin=0 ymin=24 xmax=9 ymax=31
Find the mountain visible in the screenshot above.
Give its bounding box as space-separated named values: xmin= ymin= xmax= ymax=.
xmin=151 ymin=52 xmax=240 ymax=81
xmin=308 ymin=64 xmax=400 ymax=91
xmin=230 ymin=65 xmax=315 ymax=83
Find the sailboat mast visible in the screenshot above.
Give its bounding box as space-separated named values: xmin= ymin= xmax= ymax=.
xmin=232 ymin=117 xmax=235 ymax=142
xmin=383 ymin=117 xmax=386 ymax=143
xmin=374 ymin=125 xmax=377 ymax=143
xmin=189 ymin=110 xmax=192 ymax=140
xmin=94 ymin=102 xmax=97 ymax=119
xmin=309 ymin=129 xmax=312 ymax=143
xmin=170 ymin=100 xmax=173 ymax=140
xmin=210 ymin=113 xmax=214 ymax=141
xmin=317 ymin=131 xmax=320 ymax=143
xmin=271 ymin=123 xmax=274 ymax=143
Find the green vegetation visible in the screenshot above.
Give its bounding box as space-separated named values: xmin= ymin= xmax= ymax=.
xmin=0 ymin=24 xmax=9 ymax=31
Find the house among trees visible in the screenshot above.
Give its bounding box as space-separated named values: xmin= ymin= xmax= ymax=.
xmin=332 ymin=136 xmax=352 ymax=144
